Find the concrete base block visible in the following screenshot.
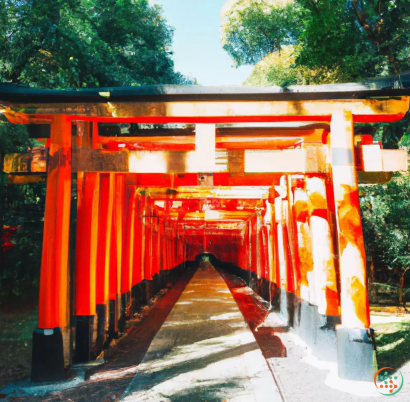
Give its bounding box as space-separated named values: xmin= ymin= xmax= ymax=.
xmin=278 ymin=288 xmax=291 ymax=326
xmin=337 ymin=326 xmax=377 ymax=381
xmin=31 ymin=328 xmax=66 ymax=382
xmin=295 ymin=301 xmax=318 ymax=345
xmin=315 ymin=314 xmax=339 ymax=362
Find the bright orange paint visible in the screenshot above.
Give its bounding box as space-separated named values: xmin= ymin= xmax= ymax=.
xmin=96 ymin=173 xmax=114 ymax=305
xmin=38 ymin=115 xmax=72 ymax=329
xmin=75 ymin=172 xmax=99 ymax=316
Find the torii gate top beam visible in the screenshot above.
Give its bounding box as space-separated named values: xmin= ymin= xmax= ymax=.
xmin=1 ymin=83 xmax=409 ymax=124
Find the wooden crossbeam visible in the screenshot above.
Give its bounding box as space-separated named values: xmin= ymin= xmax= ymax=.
xmin=4 ymin=97 xmax=409 ymax=122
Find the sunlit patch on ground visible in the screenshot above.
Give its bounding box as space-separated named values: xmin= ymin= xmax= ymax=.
xmin=121 ymin=264 xmax=281 ymax=401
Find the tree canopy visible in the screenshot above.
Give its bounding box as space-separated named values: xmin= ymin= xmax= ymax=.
xmin=360 ymin=174 xmax=410 ymax=287
xmin=222 ymin=0 xmax=410 ymax=84
xmin=222 ymin=0 xmax=301 ymax=67
xmin=0 ymin=0 xmax=191 ymax=88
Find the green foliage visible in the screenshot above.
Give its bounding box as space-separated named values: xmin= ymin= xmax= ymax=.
xmin=0 ymin=0 xmax=191 ymax=88
xmin=295 ymin=0 xmax=410 ymax=81
xmin=223 ymin=0 xmax=410 ymax=82
xmin=1 ymin=180 xmax=45 ymax=300
xmin=0 ymin=121 xmax=30 ymax=154
xmin=243 ymin=45 xmax=353 ymax=87
xmin=222 ymin=0 xmax=302 ymax=67
xmin=0 ymin=120 xmax=46 ymax=300
xmin=360 ymin=173 xmax=410 ymax=285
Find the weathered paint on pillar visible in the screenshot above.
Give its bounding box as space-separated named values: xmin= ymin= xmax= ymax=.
xmin=96 ymin=173 xmax=114 ymax=304
xmin=251 ymin=215 xmax=257 ymax=275
xmin=306 ymin=176 xmax=339 ymax=316
xmin=286 ymin=175 xmax=301 ymax=296
xmin=331 ymin=111 xmax=370 ymax=329
xmin=75 ymin=172 xmax=100 ymax=315
xmin=38 ymin=115 xmax=71 ymax=329
xmin=293 ymin=187 xmax=314 ymax=303
xmin=248 ymin=220 xmax=252 ymax=273
xmin=275 ymin=191 xmax=287 ymax=292
xmin=265 ymin=201 xmax=276 ymax=286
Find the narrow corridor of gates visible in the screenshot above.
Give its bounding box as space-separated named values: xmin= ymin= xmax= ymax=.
xmin=3 ymin=85 xmax=409 ymax=393
xmin=122 ymin=261 xmax=282 ymax=402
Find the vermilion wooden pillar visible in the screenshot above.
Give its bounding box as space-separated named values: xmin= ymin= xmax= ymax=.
xmin=132 ymin=193 xmax=142 ymax=287
xmin=140 ymin=195 xmax=146 ymax=281
xmin=33 ymin=115 xmax=72 ymax=382
xmin=115 ymin=174 xmax=125 ymax=299
xmin=75 ymin=172 xmax=100 ymax=315
xmin=109 ymin=207 xmax=118 ymax=301
xmin=96 ymin=173 xmax=114 ymax=306
xmin=331 ymin=110 xmax=374 ymax=381
xmin=144 ymin=197 xmax=152 ymax=280
xmin=95 ymin=173 xmax=114 ymax=349
xmin=306 ymin=176 xmax=339 ymax=317
xmin=123 ymin=187 xmax=137 ymax=294
xmin=293 ymin=187 xmax=314 ymax=303
xmin=38 ymin=115 xmax=72 ymax=329
xmin=287 ymin=176 xmax=301 ymax=296
xmin=275 ymin=181 xmax=292 ymax=324
xmin=250 ymin=215 xmax=257 ymax=276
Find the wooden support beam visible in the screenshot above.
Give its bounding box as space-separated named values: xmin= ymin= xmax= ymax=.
xmin=38 ymin=115 xmax=71 ymax=329
xmin=195 ymin=124 xmax=216 ymax=172
xmin=7 ymin=96 xmax=408 ymax=122
xmin=72 ymin=148 xmax=129 ymax=172
xmin=3 ymin=147 xmax=47 ymax=173
xmin=6 ymin=143 xmax=403 ymax=178
xmin=330 ymin=111 xmax=370 ymax=329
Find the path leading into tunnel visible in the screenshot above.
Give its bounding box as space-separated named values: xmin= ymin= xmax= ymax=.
xmin=121 ymin=262 xmax=283 ymax=402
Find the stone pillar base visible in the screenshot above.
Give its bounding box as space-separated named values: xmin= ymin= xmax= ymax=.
xmin=336 ymin=326 xmax=377 ymax=381
xmin=31 ymin=328 xmax=66 ymax=382
xmin=278 ymin=288 xmax=292 ymax=326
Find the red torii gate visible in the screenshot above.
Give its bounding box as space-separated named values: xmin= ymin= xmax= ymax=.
xmin=1 ymin=83 xmax=408 ymax=382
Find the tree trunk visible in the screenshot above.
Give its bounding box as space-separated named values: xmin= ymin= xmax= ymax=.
xmin=399 ymin=267 xmax=409 ymax=309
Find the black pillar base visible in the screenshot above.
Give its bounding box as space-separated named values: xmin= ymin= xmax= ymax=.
xmin=337 ymin=326 xmax=377 ymax=381
xmin=75 ymin=316 xmax=96 ymax=362
xmin=31 ymin=328 xmax=66 ymax=382
xmin=131 ymin=282 xmax=147 ymax=312
xmin=96 ymin=304 xmax=107 ymax=350
xmin=108 ymin=300 xmax=116 ymax=337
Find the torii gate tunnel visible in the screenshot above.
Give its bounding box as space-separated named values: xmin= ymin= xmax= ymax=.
xmin=1 ymin=84 xmax=409 ymax=383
